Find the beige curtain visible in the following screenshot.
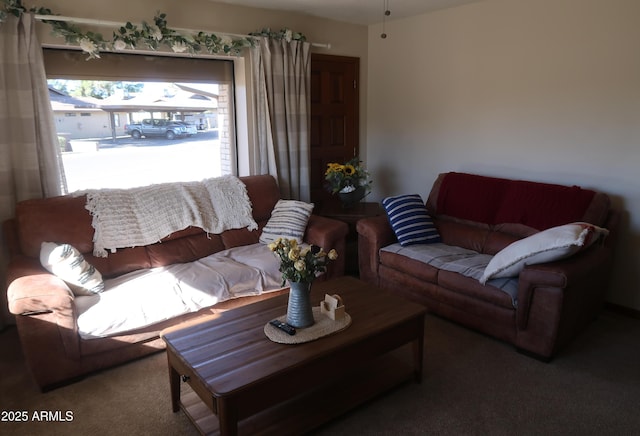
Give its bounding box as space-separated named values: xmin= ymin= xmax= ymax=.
xmin=251 ymin=37 xmax=311 ymax=201
xmin=0 ymin=13 xmax=67 ymax=326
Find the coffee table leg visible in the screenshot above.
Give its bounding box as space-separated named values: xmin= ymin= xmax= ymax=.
xmin=168 ymin=364 xmax=180 ymax=413
xmin=217 ymin=399 xmax=238 ymax=436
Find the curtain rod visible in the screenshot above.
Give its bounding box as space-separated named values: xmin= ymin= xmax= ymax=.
xmin=34 ymin=14 xmax=331 ymax=49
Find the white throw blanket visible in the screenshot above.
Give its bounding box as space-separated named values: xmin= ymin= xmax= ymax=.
xmin=82 ymin=175 xmax=258 ymax=257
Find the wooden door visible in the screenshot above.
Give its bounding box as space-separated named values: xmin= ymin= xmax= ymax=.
xmin=310 ymin=54 xmax=360 ymax=206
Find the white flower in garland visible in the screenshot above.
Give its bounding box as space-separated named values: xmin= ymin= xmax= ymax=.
xmin=147 ymin=24 xmax=163 ymax=41
xmin=283 ymin=29 xmax=292 ymax=42
xmin=171 ymin=41 xmax=189 ymax=53
xmin=220 ymin=35 xmax=233 ymax=47
xmin=250 ymin=27 xmax=306 ymax=44
xmin=79 ymin=38 xmax=100 ymax=58
xmin=112 ymin=39 xmax=127 ymax=51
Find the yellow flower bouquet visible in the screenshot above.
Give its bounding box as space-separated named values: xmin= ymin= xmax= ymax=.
xmin=267 ymin=238 xmax=338 ymax=286
xmin=324 ymin=157 xmax=372 ymax=195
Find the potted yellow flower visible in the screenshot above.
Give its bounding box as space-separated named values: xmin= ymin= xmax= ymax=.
xmin=268 ymin=238 xmax=338 ymax=328
xmin=324 ymin=157 xmax=372 ymax=207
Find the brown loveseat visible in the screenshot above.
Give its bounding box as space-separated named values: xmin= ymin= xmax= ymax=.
xmin=357 ymin=172 xmax=619 ymax=360
xmin=4 ymin=175 xmax=348 ymax=390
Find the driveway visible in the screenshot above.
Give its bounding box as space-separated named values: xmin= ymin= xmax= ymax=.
xmin=94 ymin=129 xmax=219 ymax=149
xmin=62 ymin=130 xmax=222 ymax=192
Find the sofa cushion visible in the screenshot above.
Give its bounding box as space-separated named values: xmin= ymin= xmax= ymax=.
xmin=259 ymin=199 xmax=314 ymax=244
xmin=494 ymin=180 xmax=597 ymax=230
xmin=380 ymin=249 xmax=439 ymax=283
xmin=148 ymin=231 xmax=226 ymax=267
xmin=40 ymin=242 xmax=104 ymax=296
xmin=437 ymin=270 xmax=517 ymax=310
xmin=382 ymin=194 xmax=441 ymax=246
xmin=381 ymin=242 xmax=518 ymax=306
xmin=75 ymin=243 xmax=284 ymax=339
xmin=433 ymin=217 xmax=491 ymax=253
xmin=17 ymin=195 xmax=95 ymax=258
xmin=431 ymin=172 xmax=599 ymax=230
xmin=241 ymin=174 xmax=282 ymax=222
xmin=382 ymin=243 xmax=490 ymax=279
xmin=480 ymin=222 xmax=609 ymax=283
xmin=433 ymin=173 xmax=509 ymax=224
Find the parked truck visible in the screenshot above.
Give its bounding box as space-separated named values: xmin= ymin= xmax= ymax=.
xmin=124 ymin=119 xmax=197 ymax=140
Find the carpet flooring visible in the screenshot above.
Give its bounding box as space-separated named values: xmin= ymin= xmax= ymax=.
xmin=1 ymin=310 xmax=639 ymax=435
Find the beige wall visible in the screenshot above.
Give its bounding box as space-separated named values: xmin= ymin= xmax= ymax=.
xmin=367 ymin=0 xmax=640 ymax=310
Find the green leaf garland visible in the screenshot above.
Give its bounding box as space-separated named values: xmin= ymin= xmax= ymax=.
xmin=1 ymin=0 xmax=306 ymax=60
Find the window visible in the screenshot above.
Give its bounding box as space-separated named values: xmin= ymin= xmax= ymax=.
xmin=44 ymin=49 xmax=237 ymax=192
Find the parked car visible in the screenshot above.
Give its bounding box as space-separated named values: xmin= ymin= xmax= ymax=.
xmin=173 ymin=121 xmax=198 ymax=136
xmin=124 ymin=119 xmax=192 ymax=140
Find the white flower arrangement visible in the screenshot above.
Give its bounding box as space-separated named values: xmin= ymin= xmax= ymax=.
xmin=267 ymin=238 xmax=338 ymax=285
xmin=1 ymin=0 xmax=307 ymax=60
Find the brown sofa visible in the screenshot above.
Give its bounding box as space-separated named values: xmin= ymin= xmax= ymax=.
xmin=357 ymin=172 xmax=619 ymax=360
xmin=4 ymin=175 xmax=348 ymax=390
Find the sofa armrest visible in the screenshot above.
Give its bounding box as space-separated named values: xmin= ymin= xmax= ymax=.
xmin=7 ymin=256 xmax=81 ymax=359
xmin=514 ymin=208 xmax=620 ymax=357
xmin=356 ymin=215 xmax=396 ymax=285
xmin=517 ymin=208 xmax=619 ymax=327
xmin=304 ymin=215 xmax=349 ymax=279
xmin=7 ymin=256 xmax=75 ymax=315
xmin=517 ymin=241 xmax=613 ymax=318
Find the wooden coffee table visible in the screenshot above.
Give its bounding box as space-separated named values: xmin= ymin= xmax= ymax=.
xmin=161 ymin=276 xmax=426 ymax=435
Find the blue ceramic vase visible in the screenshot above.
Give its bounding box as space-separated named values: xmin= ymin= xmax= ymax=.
xmin=286 ymin=281 xmax=315 ymax=328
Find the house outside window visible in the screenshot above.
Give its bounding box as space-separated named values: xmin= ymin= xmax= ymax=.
xmin=44 ymin=49 xmax=237 ymax=192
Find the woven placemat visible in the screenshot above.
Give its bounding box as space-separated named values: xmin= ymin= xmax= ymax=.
xmin=264 ymin=307 xmax=352 ymax=344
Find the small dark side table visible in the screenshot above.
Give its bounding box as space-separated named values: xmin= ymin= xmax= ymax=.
xmin=318 ymin=201 xmax=384 ymax=275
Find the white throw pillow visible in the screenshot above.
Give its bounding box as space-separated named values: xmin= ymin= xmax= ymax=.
xmin=259 ymin=200 xmax=314 ymax=244
xmin=480 ymin=223 xmax=608 ymax=284
xmin=40 ymin=242 xmax=105 ymax=296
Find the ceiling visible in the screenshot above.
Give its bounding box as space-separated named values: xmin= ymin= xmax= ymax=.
xmin=211 ymin=0 xmax=482 ymax=25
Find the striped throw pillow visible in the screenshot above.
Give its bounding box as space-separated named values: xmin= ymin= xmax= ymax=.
xmin=40 ymin=242 xmax=105 ymax=296
xmin=382 ymin=194 xmax=441 ymax=246
xmin=259 ymin=199 xmax=314 ymax=244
